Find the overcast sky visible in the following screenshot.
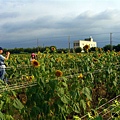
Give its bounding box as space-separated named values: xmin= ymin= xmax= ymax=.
xmin=0 ymin=0 xmax=120 ymax=48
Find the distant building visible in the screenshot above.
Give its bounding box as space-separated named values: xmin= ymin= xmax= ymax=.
xmin=73 ymin=36 xmax=97 ymax=51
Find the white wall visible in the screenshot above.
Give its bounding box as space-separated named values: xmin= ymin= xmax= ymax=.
xmin=73 ymin=40 xmax=97 ymax=49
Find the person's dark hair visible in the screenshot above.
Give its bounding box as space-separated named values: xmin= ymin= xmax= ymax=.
xmin=0 ymin=47 xmax=3 ymax=50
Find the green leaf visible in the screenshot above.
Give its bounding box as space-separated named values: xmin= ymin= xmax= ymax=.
xmin=0 ymin=80 xmax=5 ymax=85
xmin=0 ymin=111 xmax=4 ymax=120
xmin=80 ymin=99 xmax=86 ymax=111
xmin=5 ymin=115 xmax=14 ymax=120
xmin=113 ymin=80 xmax=117 ymax=86
xmin=82 ymin=87 xmax=92 ymax=100
xmin=0 ymin=101 xmax=4 ymax=110
xmin=61 ymin=77 xmax=67 ymax=81
xmin=61 ymin=82 xmax=68 ymax=88
xmin=90 ymin=73 xmax=94 ymax=81
xmin=11 ymin=91 xmax=17 ymax=97
xmin=73 ymin=115 xmax=81 ymax=120
xmin=41 ymin=65 xmax=45 ymax=72
xmin=49 ymin=80 xmax=58 ymax=90
xmin=57 ymin=88 xmax=64 ymax=97
xmin=70 ymin=91 xmax=77 ymax=100
xmin=6 ymin=97 xmax=11 ymax=104
xmin=84 ymin=66 xmax=89 ymax=72
xmin=93 ymin=115 xmax=102 ymax=120
xmin=72 ymin=103 xmax=81 ymax=113
xmin=13 ymin=98 xmax=24 ymax=110
xmin=30 ymin=106 xmax=40 ymax=117
xmin=50 ymin=62 xmax=53 ymax=67
xmin=60 ymin=95 xmax=69 ymax=104
xmin=107 ymin=68 xmax=112 ymax=74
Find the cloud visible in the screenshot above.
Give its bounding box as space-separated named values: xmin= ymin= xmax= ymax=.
xmin=1 ymin=8 xmax=120 ymax=48
xmin=2 ymin=9 xmax=120 ymax=33
xmin=0 ymin=12 xmax=19 ymax=19
xmin=76 ymin=9 xmax=119 ymax=21
xmin=1 ymin=16 xmax=55 ymax=32
xmin=0 ymin=10 xmax=116 ymax=34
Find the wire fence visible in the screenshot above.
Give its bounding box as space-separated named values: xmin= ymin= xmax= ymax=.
xmin=80 ymin=94 xmax=120 ymax=120
xmin=0 ymin=59 xmax=120 ymax=119
xmin=0 ymin=81 xmax=37 ymax=93
xmin=0 ymin=62 xmax=119 ymax=92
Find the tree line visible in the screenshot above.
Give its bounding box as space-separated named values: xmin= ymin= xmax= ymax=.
xmin=3 ymin=44 xmax=120 ymax=54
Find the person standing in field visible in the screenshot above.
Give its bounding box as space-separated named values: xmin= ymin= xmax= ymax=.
xmin=0 ymin=47 xmax=10 ymax=81
xmin=30 ymin=53 xmax=37 ymax=62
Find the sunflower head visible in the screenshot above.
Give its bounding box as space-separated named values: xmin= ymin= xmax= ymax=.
xmin=93 ymin=58 xmax=98 ymax=63
xmin=55 ymin=70 xmax=63 ymax=77
xmin=78 ymin=73 xmax=83 ymax=79
xmin=26 ymin=75 xmax=35 ymax=82
xmin=51 ymin=47 xmax=56 ymax=51
xmin=99 ymin=48 xmax=103 ymax=52
xmin=18 ymin=93 xmax=27 ymax=104
xmin=29 ymin=75 xmax=35 ymax=81
xmin=31 ymin=60 xmax=40 ymax=67
xmin=56 ymin=58 xmax=61 ymax=62
xmin=98 ymin=54 xmax=101 ymax=57
xmin=118 ymin=51 xmax=120 ymax=55
xmin=84 ymin=44 xmax=90 ymax=50
xmin=45 ymin=47 xmax=50 ymax=53
xmin=95 ymin=47 xmax=98 ymax=51
xmin=38 ymin=51 xmax=41 ymax=54
xmin=83 ymin=45 xmax=90 ymax=52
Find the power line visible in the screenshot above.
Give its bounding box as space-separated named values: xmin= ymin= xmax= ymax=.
xmin=1 ymin=32 xmax=120 ymax=48
xmin=110 ymin=33 xmax=113 ymax=50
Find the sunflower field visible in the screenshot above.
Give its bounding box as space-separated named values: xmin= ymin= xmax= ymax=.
xmin=0 ymin=49 xmax=120 ymax=120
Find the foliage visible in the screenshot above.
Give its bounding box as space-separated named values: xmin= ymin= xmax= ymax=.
xmin=74 ymin=47 xmax=82 ymax=53
xmin=103 ymin=44 xmax=112 ymax=51
xmin=0 ymin=50 xmax=120 ymax=119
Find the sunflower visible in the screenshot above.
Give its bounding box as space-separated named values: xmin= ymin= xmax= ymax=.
xmin=98 ymin=54 xmax=101 ymax=57
xmin=93 ymin=57 xmax=98 ymax=63
xmin=26 ymin=75 xmax=35 ymax=82
xmin=118 ymin=51 xmax=120 ymax=55
xmin=84 ymin=44 xmax=90 ymax=50
xmin=87 ymin=101 xmax=91 ymax=108
xmin=37 ymin=51 xmax=41 ymax=55
xmin=51 ymin=47 xmax=56 ymax=51
xmin=21 ymin=97 xmax=27 ymax=104
xmin=31 ymin=60 xmax=40 ymax=67
xmin=99 ymin=48 xmax=103 ymax=52
xmin=55 ymin=70 xmax=63 ymax=77
xmin=18 ymin=93 xmax=27 ymax=104
xmin=29 ymin=75 xmax=35 ymax=81
xmin=78 ymin=73 xmax=83 ymax=79
xmin=56 ymin=58 xmax=60 ymax=62
xmin=95 ymin=47 xmax=98 ymax=51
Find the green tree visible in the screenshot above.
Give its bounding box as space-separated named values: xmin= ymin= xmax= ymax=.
xmin=74 ymin=47 xmax=82 ymax=53
xmin=113 ymin=44 xmax=120 ymax=52
xmin=103 ymin=44 xmax=112 ymax=51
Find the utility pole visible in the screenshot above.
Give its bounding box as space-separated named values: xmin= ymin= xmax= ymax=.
xmin=37 ymin=39 xmax=39 ymax=52
xmin=37 ymin=39 xmax=38 ymax=47
xmin=68 ymin=36 xmax=70 ymax=52
xmin=110 ymin=33 xmax=112 ymax=51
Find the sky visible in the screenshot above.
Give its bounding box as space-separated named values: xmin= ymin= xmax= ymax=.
xmin=0 ymin=0 xmax=120 ymax=49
